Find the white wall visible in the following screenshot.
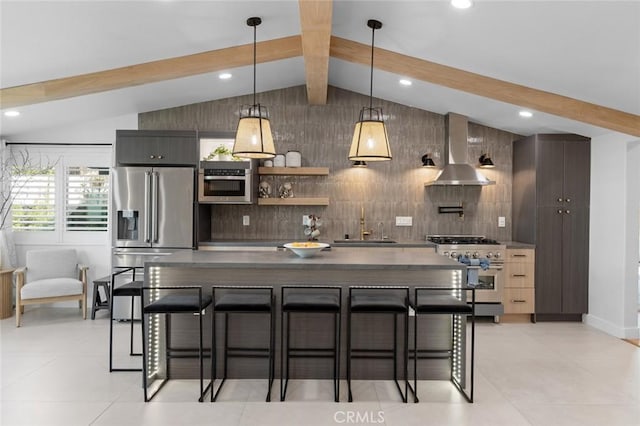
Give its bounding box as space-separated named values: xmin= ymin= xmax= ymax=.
xmin=4 ymin=114 xmax=137 ymax=144
xmin=586 ymin=132 xmax=640 ymax=339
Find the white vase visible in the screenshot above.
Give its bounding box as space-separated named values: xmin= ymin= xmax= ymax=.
xmin=217 ymin=154 xmax=232 ymax=161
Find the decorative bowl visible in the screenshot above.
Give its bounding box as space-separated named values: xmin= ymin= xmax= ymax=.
xmin=283 ymin=242 xmax=330 ymax=258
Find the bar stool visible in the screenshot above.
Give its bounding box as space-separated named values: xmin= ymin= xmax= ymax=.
xmin=347 ymin=286 xmax=411 ymax=403
xmin=109 ymin=267 xmax=143 ymax=372
xmin=413 ymin=286 xmax=476 ymax=403
xmin=210 ymin=286 xmax=275 ymax=402
xmin=141 ymin=285 xmax=212 ymax=402
xmin=280 ymin=285 xmax=341 ymax=402
xmin=91 ymin=276 xmax=111 ymax=319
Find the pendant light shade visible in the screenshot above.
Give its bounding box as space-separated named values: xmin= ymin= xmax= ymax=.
xmin=234 ymin=105 xmax=276 ymax=159
xmin=232 ymin=17 xmax=276 ymax=159
xmin=348 ymin=19 xmax=392 ymax=162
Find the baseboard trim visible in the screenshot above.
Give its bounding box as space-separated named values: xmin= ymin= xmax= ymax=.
xmin=584 ymin=313 xmax=640 ymax=339
xmin=535 ymin=313 xmax=582 ymax=322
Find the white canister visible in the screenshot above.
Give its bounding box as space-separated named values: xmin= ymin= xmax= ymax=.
xmin=285 ymin=151 xmax=302 ymax=167
xmin=263 ymin=159 xmax=273 ymax=167
xmin=273 ymin=154 xmax=286 ymax=167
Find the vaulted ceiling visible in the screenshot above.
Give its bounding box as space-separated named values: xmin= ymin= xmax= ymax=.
xmin=1 ymin=0 xmax=639 ymax=139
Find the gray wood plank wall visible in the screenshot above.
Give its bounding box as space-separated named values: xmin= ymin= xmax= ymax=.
xmin=139 ymin=86 xmax=520 ymax=242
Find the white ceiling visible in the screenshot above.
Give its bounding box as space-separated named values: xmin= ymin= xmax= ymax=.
xmin=1 ymin=0 xmax=639 ymax=139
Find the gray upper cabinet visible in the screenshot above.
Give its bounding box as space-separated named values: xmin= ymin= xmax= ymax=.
xmin=512 ymin=134 xmax=590 ymax=320
xmin=115 ymin=130 xmax=198 ymax=166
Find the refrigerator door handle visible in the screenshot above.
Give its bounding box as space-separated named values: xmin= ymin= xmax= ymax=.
xmin=144 ymin=171 xmax=152 ymax=243
xmin=151 ymin=171 xmax=159 ymax=243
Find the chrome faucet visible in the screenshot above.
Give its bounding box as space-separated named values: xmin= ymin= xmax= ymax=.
xmin=360 ymin=206 xmax=371 ymax=240
xmin=378 ymin=222 xmax=385 ymax=240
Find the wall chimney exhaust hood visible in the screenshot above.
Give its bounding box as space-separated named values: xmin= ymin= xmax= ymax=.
xmin=425 ymin=112 xmax=495 ymax=186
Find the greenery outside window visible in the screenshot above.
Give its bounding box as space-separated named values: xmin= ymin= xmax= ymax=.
xmin=11 ymin=166 xmax=56 ymax=231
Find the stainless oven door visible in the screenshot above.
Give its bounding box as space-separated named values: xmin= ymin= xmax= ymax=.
xmin=467 ymin=265 xmax=503 ymax=303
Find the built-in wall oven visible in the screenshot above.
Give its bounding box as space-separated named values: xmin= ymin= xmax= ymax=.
xmin=198 ymin=160 xmax=256 ymax=204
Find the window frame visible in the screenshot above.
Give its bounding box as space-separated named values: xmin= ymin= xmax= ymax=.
xmin=8 ymin=145 xmax=112 ymax=246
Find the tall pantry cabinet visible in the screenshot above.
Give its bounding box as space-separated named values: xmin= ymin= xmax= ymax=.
xmin=512 ymin=134 xmax=590 ymax=321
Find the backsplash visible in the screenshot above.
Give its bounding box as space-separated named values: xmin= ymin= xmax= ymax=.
xmin=139 ymin=86 xmax=520 ymax=242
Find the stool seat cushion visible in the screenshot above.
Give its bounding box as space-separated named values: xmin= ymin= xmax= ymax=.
xmin=414 ymin=295 xmax=473 ymax=314
xmin=283 ymin=293 xmax=340 ymax=312
xmin=215 ymin=293 xmax=272 ymax=312
xmin=113 ymin=281 xmax=142 ymax=297
xmin=144 ymin=294 xmax=213 ymax=314
xmin=350 ymin=294 xmax=407 ymax=313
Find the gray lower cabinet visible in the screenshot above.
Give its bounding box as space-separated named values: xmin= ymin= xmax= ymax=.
xmin=512 ymin=134 xmax=590 ymax=319
xmin=115 ymin=130 xmax=198 ymax=166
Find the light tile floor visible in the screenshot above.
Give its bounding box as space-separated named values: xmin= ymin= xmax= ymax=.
xmin=1 ymin=308 xmax=639 ymax=426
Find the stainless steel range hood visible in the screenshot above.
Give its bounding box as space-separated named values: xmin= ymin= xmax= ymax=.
xmin=425 ymin=112 xmax=495 ymax=186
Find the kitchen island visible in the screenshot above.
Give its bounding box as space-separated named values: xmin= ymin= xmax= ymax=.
xmin=143 ymin=247 xmax=470 ymax=390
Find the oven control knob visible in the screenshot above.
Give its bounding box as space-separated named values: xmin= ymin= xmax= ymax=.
xmin=472 ymin=252 xmax=479 ymax=259
xmin=443 ymin=251 xmax=450 ymax=257
xmin=494 ymin=252 xmax=501 ymax=259
xmin=450 ymin=252 xmax=458 ymax=259
xmin=465 ymin=251 xmax=471 ymax=257
xmin=487 ymin=252 xmax=493 ymax=259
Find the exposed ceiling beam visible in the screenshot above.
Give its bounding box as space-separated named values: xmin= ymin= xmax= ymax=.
xmin=298 ymin=0 xmax=333 ymax=105
xmin=0 ymin=36 xmax=303 ymax=109
xmin=331 ymin=36 xmax=640 ymax=137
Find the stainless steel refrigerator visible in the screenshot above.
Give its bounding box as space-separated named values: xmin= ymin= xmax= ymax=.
xmin=111 ymin=166 xmax=195 ymax=319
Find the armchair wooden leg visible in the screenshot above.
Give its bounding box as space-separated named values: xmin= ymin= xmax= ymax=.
xmin=16 ymin=303 xmax=21 ymax=327
xmin=82 ymin=295 xmax=87 ymax=320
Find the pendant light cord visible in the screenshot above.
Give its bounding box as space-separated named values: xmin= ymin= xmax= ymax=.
xmin=369 ymin=25 xmax=375 ymax=110
xmin=253 ymin=23 xmax=257 ymax=106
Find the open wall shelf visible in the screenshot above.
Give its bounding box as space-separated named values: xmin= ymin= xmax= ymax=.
xmin=257 ymin=197 xmax=330 ymax=206
xmin=258 ymin=167 xmax=329 ymax=176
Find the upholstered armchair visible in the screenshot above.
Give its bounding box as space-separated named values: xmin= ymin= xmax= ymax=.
xmin=15 ymin=248 xmax=89 ymax=327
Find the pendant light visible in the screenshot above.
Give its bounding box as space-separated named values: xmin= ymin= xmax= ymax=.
xmin=232 ymin=17 xmax=276 ymax=159
xmin=348 ymin=19 xmax=392 ymax=162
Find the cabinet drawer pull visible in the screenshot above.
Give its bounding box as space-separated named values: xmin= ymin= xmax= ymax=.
xmin=511 ymin=299 xmax=527 ymax=303
xmin=511 ymin=274 xmax=527 ymax=277
xmin=512 ymin=254 xmax=527 ymax=257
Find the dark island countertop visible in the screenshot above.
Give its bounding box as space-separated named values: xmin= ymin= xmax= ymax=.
xmin=149 ymin=246 xmax=457 ymax=271
xmin=198 ymin=239 xmax=436 ymax=249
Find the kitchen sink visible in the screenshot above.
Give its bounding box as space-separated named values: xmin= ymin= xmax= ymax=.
xmin=333 ymin=239 xmax=397 ymax=244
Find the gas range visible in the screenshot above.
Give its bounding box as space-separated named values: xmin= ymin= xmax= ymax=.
xmin=427 ymin=235 xmax=506 ymax=263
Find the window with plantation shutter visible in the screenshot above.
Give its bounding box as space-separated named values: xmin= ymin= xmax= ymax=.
xmin=65 ymin=166 xmax=109 ymax=231
xmin=10 ymin=167 xmax=56 ymax=231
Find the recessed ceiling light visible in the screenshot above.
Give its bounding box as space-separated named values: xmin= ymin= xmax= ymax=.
xmin=4 ymin=110 xmax=20 ymax=117
xmin=519 ymin=111 xmax=533 ymax=118
xmin=218 ymin=73 xmax=232 ymax=80
xmin=451 ymin=0 xmax=473 ymax=9
xmin=399 ymin=79 xmax=412 ymax=86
